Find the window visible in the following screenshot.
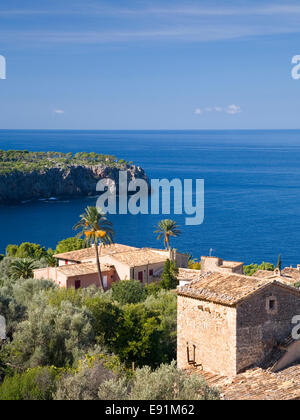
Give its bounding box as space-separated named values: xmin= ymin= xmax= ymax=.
xmin=186 ymin=343 xmax=196 ymax=365
xmin=138 ymin=271 xmax=143 ymax=282
xmin=269 ymin=299 xmax=276 ymax=310
xmin=75 ymin=280 xmax=81 ymax=290
xmin=149 ymin=269 xmax=154 ymax=276
xmin=266 ymin=296 xmax=278 ymax=314
xmin=103 ymin=275 xmax=108 ymax=289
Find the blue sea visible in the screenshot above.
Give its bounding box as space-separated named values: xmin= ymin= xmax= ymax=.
xmin=0 ymin=129 xmax=300 ymax=267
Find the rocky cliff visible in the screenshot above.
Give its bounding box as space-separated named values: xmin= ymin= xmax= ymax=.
xmin=0 ymin=164 xmax=149 ymax=204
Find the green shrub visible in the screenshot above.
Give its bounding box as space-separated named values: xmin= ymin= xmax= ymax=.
xmin=244 ymin=261 xmax=275 ymax=276
xmin=84 ymin=298 xmax=123 ymax=348
xmin=6 ymin=245 xmax=18 ymax=257
xmin=144 ymin=282 xmax=162 ymax=297
xmin=0 ymin=367 xmax=59 ymax=400
xmin=5 ymin=298 xmax=95 ymax=369
xmin=55 ymin=237 xmax=86 ymax=254
xmin=129 ymin=361 xmax=219 ymax=400
xmin=0 ymin=150 xmax=128 ymax=175
xmin=115 ymin=303 xmax=165 ymax=368
xmin=6 ymin=243 xmax=47 ymax=260
xmin=160 ymin=259 xmax=178 ymax=290
xmin=111 ymin=280 xmax=146 ymax=305
xmin=55 ymin=359 xmax=115 ymax=400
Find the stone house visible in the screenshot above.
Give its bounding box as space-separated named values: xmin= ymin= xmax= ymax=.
xmin=34 ymin=243 xmax=188 ymax=290
xmin=34 ymin=263 xmax=116 ymax=290
xmin=201 ymin=256 xmax=244 ymax=276
xmin=177 ymin=271 xmax=300 ymax=377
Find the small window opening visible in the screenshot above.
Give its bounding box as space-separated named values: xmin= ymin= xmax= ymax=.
xmin=186 ymin=343 xmax=196 ymax=365
xmin=269 ymin=299 xmax=276 ymax=311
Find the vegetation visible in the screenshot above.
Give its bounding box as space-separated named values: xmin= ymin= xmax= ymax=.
xmin=9 ymin=259 xmax=37 ymax=280
xmin=6 ymin=243 xmax=47 ymax=259
xmin=160 ymin=259 xmax=179 ymax=290
xmin=244 ymin=261 xmax=275 ymax=276
xmin=0 ymin=259 xmax=209 ymax=400
xmin=155 ymin=219 xmax=181 ymax=250
xmin=0 ymin=367 xmax=59 ymax=400
xmin=0 ymin=208 xmax=220 ymax=400
xmin=5 ymin=297 xmax=95 ymax=369
xmin=277 ymin=254 xmax=282 ymax=270
xmin=188 ymin=257 xmax=201 ymax=270
xmin=55 ymin=237 xmax=86 ymax=254
xmin=0 ymin=254 xmax=179 ymax=373
xmin=117 ymin=361 xmax=219 ymax=400
xmin=4 ymin=238 xmax=86 ymax=269
xmin=0 ymin=150 xmax=131 ymax=175
xmin=54 ymin=360 xmax=218 ymax=401
xmin=111 ymin=280 xmax=146 ymax=305
xmin=74 ymin=206 xmax=114 ymax=291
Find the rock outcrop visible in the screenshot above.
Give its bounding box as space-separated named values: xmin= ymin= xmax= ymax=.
xmin=0 ymin=164 xmax=149 ymax=204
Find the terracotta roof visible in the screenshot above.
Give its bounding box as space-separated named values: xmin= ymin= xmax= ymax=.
xmin=253 ymin=270 xmax=297 ymax=286
xmin=178 ymin=268 xmax=203 ymax=282
xmin=253 ymin=270 xmax=276 ymax=279
xmin=202 ymin=257 xmax=243 ymax=268
xmin=201 ymin=364 xmax=300 ymax=400
xmin=220 ymin=261 xmax=244 ymax=269
xmin=56 ymin=262 xmax=114 ymax=277
xmin=177 ymin=272 xmax=274 ymax=305
xmin=54 ymin=244 xmax=138 ymax=262
xmin=177 ymin=272 xmax=300 ymax=306
xmin=109 ymin=249 xmax=169 ymax=267
xmin=281 ymin=267 xmax=300 ymax=282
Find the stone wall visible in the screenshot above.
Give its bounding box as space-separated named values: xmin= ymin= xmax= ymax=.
xmin=201 ymin=257 xmax=222 ymax=275
xmin=201 ymin=256 xmax=243 ymax=275
xmin=177 ymin=295 xmax=237 ymax=376
xmin=236 ymin=284 xmax=300 ymax=372
xmin=66 ymin=268 xmax=116 ymax=290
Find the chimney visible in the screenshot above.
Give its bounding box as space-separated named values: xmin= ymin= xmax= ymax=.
xmin=297 ymin=265 xmax=300 ymax=272
xmin=274 ymin=268 xmax=281 ymax=276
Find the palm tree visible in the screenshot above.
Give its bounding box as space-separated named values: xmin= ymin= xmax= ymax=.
xmin=10 ymin=259 xmax=37 ymax=280
xmin=73 ymin=206 xmax=114 ymax=291
xmin=154 ymin=219 xmax=181 ymax=250
xmin=45 ymin=252 xmax=58 ymax=268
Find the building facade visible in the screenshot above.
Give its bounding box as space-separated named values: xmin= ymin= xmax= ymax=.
xmin=177 ymin=271 xmax=300 ymax=376
xmin=34 ymin=243 xmax=189 ymax=290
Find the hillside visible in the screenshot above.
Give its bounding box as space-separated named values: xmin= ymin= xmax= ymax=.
xmin=0 ymin=150 xmax=149 ymax=204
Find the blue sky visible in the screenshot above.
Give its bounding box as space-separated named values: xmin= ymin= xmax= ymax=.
xmin=0 ymin=0 xmax=300 ymax=129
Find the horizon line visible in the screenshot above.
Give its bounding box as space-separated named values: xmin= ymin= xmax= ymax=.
xmin=0 ymin=128 xmax=300 ymax=132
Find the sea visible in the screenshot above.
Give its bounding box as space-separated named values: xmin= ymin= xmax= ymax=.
xmin=0 ymin=129 xmax=300 ymax=267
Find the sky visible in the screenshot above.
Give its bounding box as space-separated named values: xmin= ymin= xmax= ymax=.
xmin=0 ymin=0 xmax=300 ymax=129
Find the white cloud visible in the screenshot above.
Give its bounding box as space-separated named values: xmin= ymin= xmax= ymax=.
xmin=195 ymin=105 xmax=242 ymax=116
xmin=54 ymin=109 xmax=65 ymax=114
xmin=2 ymin=3 xmax=300 ymax=46
xmin=226 ymin=104 xmax=241 ymax=115
xmin=2 ymin=4 xmax=300 ymax=18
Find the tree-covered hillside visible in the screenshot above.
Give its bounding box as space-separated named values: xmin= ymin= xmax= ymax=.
xmin=0 ymin=150 xmax=131 ymax=174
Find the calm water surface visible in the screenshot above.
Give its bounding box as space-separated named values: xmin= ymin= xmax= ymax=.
xmin=0 ymin=129 xmax=300 ymax=266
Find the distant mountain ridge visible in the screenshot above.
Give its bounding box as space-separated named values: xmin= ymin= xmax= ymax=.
xmin=0 ymin=150 xmax=149 ymax=204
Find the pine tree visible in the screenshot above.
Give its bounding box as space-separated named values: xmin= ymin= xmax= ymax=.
xmin=277 ymin=254 xmax=282 ymax=270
